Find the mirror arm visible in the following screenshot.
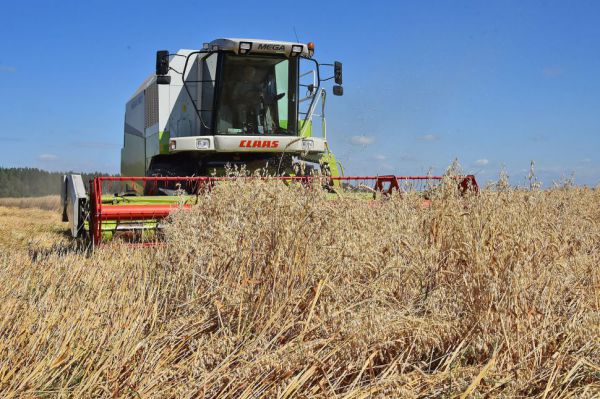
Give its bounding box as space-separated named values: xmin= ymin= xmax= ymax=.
xmin=315 ymin=61 xmax=343 ymax=85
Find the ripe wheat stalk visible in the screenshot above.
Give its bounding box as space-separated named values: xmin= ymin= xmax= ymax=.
xmin=0 ymin=178 xmax=598 ymax=397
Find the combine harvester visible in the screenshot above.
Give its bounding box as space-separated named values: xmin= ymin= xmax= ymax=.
xmin=62 ymin=38 xmax=477 ymax=245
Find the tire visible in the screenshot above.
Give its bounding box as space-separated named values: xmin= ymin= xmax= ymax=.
xmin=144 ymin=164 xmax=186 ymax=195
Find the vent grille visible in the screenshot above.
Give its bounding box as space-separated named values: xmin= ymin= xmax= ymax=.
xmin=144 ymin=83 xmax=158 ymax=129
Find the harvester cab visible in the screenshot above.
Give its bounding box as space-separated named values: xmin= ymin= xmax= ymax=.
xmin=121 ymin=38 xmax=344 ymax=181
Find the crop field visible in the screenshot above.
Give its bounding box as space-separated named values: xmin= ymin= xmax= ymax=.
xmin=0 ymin=180 xmax=598 ymax=398
xmin=0 ymin=195 xmax=61 ymax=212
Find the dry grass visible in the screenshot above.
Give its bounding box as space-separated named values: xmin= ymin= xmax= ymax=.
xmin=0 ymin=205 xmax=68 ymax=249
xmin=0 ymin=195 xmax=61 ymax=211
xmin=0 ymin=180 xmax=598 ymax=398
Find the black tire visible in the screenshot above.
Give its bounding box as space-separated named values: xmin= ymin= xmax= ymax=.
xmin=144 ymin=164 xmax=187 ymax=195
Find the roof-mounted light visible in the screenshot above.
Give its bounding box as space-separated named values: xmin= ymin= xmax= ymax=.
xmin=211 ymin=44 xmax=219 ymax=52
xmin=291 ymin=44 xmax=303 ymax=57
xmin=239 ymin=41 xmax=252 ymax=55
xmin=307 ymin=42 xmax=315 ymax=57
xmin=203 ymin=43 xmax=209 ymax=50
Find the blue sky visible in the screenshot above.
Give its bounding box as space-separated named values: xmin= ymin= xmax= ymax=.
xmin=0 ymin=0 xmax=598 ymax=186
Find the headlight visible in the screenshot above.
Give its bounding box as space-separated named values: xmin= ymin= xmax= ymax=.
xmin=196 ymin=138 xmax=210 ymax=149
xmin=239 ymin=41 xmax=252 ymax=54
xmin=169 ymin=140 xmax=176 ymax=151
xmin=291 ymin=45 xmax=303 ymax=56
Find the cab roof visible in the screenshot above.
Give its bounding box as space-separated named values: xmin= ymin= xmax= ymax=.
xmin=208 ymin=38 xmax=313 ymax=58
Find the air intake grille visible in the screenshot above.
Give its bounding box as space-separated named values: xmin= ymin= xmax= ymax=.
xmin=144 ymin=83 xmax=158 ymax=129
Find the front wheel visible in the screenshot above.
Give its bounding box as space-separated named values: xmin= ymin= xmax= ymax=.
xmin=144 ymin=164 xmax=188 ymax=195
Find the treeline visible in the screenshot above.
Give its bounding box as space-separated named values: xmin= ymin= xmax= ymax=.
xmin=0 ymin=168 xmax=114 ymax=197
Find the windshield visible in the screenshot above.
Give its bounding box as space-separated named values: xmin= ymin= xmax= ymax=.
xmin=215 ymin=54 xmax=298 ymax=136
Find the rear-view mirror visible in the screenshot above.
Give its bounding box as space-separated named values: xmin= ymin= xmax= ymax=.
xmin=156 ymin=75 xmax=171 ymax=85
xmin=334 ymin=61 xmax=343 ymax=85
xmin=156 ymin=50 xmax=170 ymax=76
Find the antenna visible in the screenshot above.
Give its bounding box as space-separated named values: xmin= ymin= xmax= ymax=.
xmin=293 ymin=26 xmax=300 ymax=43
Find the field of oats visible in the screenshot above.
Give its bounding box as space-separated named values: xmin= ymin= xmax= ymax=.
xmin=0 ymin=180 xmax=598 ymax=398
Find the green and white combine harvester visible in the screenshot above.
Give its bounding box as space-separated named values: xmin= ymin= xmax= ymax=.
xmin=61 ymin=38 xmax=477 ymax=245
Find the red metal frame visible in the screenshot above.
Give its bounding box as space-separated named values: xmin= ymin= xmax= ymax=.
xmin=89 ymin=175 xmax=478 ymax=245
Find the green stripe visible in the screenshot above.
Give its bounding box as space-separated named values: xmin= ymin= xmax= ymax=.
xmin=159 ymin=131 xmax=170 ymax=154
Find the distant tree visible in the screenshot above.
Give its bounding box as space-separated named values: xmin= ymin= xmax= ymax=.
xmin=0 ymin=168 xmax=115 ymax=197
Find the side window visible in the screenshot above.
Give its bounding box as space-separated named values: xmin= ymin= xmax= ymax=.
xmin=200 ymin=53 xmax=218 ymax=134
xmin=299 ymin=58 xmax=317 ymax=135
xmin=274 ymin=60 xmax=289 ymax=130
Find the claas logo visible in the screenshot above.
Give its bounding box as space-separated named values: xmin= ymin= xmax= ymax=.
xmin=239 ymin=140 xmax=280 ymax=148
